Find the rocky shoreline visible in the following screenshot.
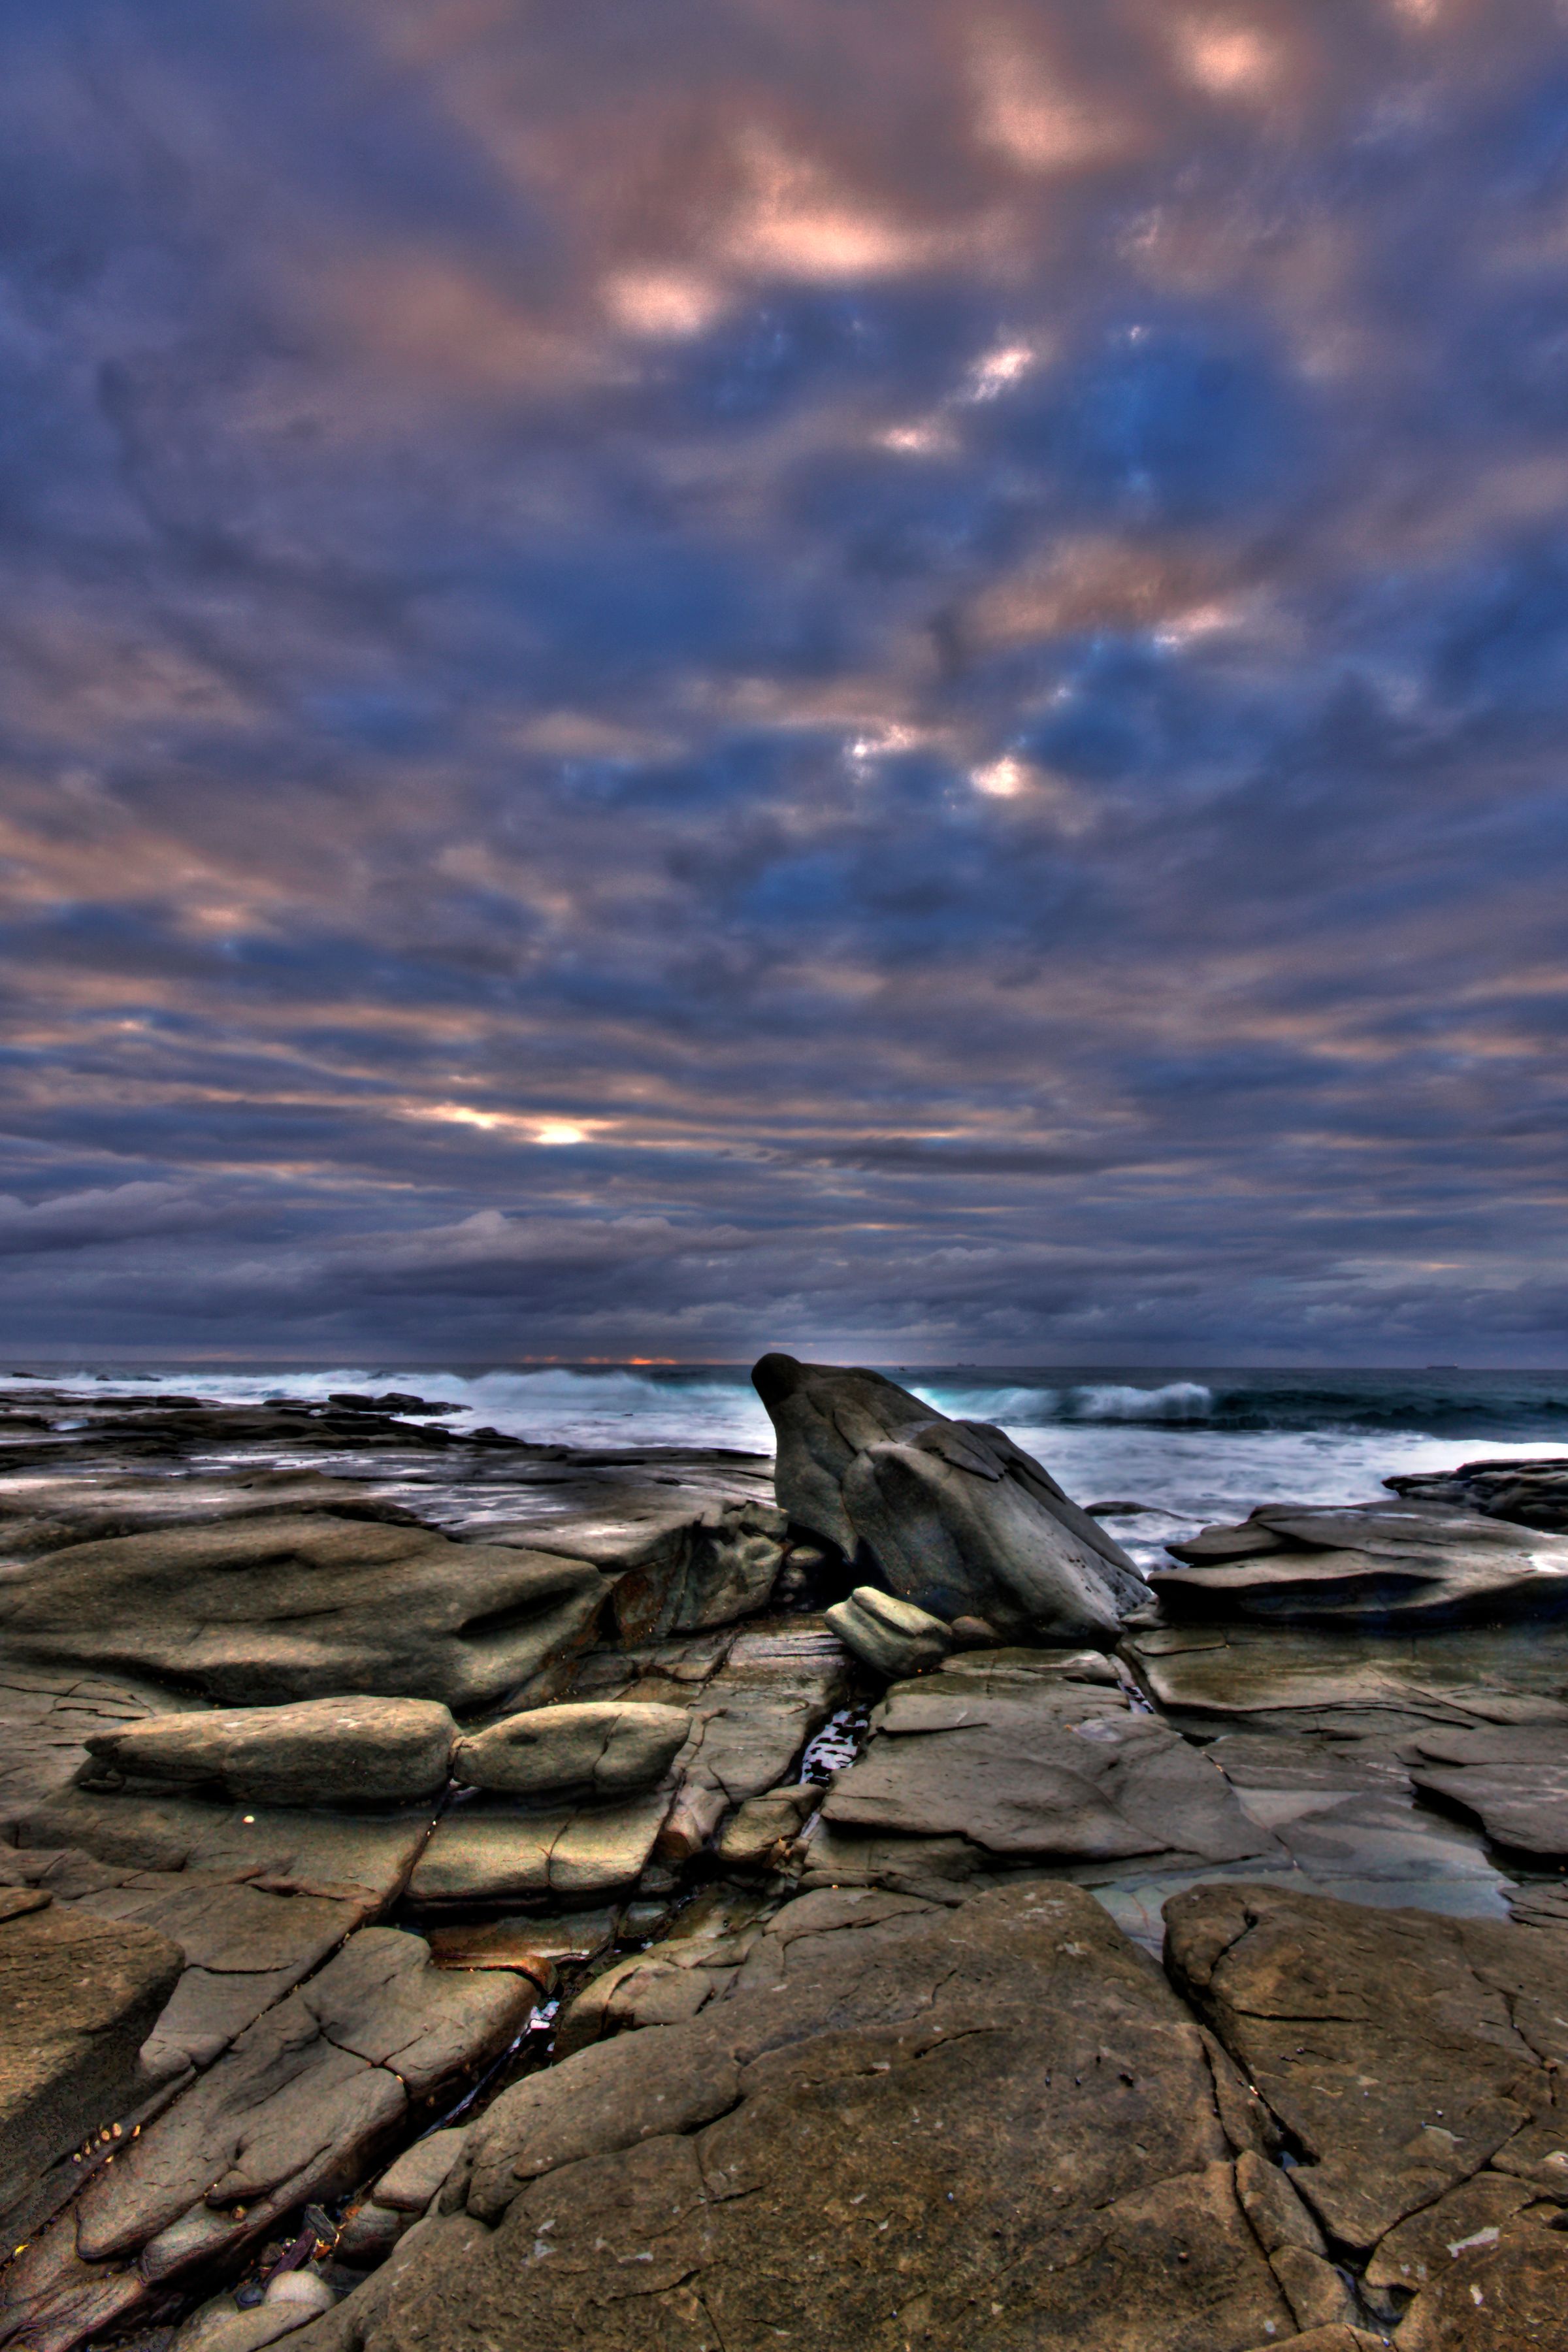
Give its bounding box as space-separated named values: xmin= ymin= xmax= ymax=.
xmin=1 ymin=1360 xmax=1567 ymax=2350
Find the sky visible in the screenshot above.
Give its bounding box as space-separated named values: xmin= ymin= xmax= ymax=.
xmin=3 ymin=0 xmax=1568 ymax=1365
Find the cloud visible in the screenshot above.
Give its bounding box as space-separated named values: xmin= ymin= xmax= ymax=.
xmin=0 ymin=0 xmax=1566 ymax=1361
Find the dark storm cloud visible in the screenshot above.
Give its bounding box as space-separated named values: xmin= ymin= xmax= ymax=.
xmin=2 ymin=0 xmax=1568 ymax=1362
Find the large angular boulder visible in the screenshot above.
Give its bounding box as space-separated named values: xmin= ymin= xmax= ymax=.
xmin=0 ymin=1514 xmax=609 ymax=1711
xmin=0 ymin=1892 xmax=184 ymax=2228
xmin=751 ymin=1354 xmax=1144 ymax=1641
xmin=451 ymin=1701 xmax=689 ymax=1797
xmin=80 ymin=1697 xmax=459 ymax=1807
xmin=304 ymin=1884 xmax=1296 ymax=2352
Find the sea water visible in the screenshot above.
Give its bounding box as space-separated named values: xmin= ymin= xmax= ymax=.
xmin=8 ymin=1362 xmax=1566 ymax=1556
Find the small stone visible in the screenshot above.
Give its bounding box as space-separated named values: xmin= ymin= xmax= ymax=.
xmin=825 ymin=1588 xmax=951 ymax=1680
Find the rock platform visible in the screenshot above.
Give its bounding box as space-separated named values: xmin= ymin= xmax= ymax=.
xmin=0 ymin=1368 xmax=1565 ymax=2349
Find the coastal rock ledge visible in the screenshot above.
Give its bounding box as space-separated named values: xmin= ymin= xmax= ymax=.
xmin=1 ymin=1372 xmax=1568 ymax=2351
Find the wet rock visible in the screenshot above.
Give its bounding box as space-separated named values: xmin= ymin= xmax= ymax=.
xmin=0 ymin=1897 xmax=183 ymax=2226
xmin=424 ymin=1906 xmax=617 ymax=1982
xmin=1389 ymin=1454 xmax=1568 ymax=1535
xmin=1396 ymin=1724 xmax=1568 ymax=1859
xmin=451 ymin=1701 xmax=687 ymax=1799
xmin=823 ymin=1586 xmax=950 ymax=1678
xmin=751 ymin=1353 xmax=1144 ymax=1640
xmin=551 ymin=1886 xmax=779 ymax=2057
xmin=1152 ymin=1503 xmax=1568 ymax=1627
xmin=80 ymin=1699 xmax=458 ymax=1808
xmin=1164 ymin=1882 xmax=1568 ymax=2251
xmin=337 ymin=1882 xmax=1291 ymax=2352
xmin=0 ymin=1516 xmax=608 ymax=1712
xmin=1121 ymin=1620 xmax=1568 ymax=1740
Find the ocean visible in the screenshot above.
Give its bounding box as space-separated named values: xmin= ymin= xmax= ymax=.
xmin=9 ymin=1362 xmax=1567 ymax=1564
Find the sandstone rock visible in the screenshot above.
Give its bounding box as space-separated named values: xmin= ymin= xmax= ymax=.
xmin=22 ymin=1784 xmax=436 ymax=1906
xmin=81 ymin=1697 xmax=458 ymax=1808
xmin=751 ymin=1354 xmax=1144 ymax=1639
xmin=0 ymin=1516 xmax=608 ymax=1712
xmin=451 ymin=1701 xmax=687 ymax=1798
xmin=1364 ymin=2170 xmax=1539 ymax=2293
xmin=1122 ymin=1620 xmax=1568 ymax=1740
xmin=334 ymin=1882 xmax=1292 ymax=2352
xmin=0 ymin=1665 xmax=193 ymax=1834
xmin=1153 ymin=1503 xmax=1568 ymax=1627
xmin=52 ymin=1872 xmax=378 ymax=2076
xmin=0 ymin=1898 xmax=183 ymax=2226
xmin=1393 ymin=2223 xmax=1568 ymax=2348
xmin=657 ymin=1623 xmax=849 ymax=1858
xmin=424 ymin=1907 xmax=617 ymax=1982
xmin=820 ymin=1671 xmax=1274 ymax=1865
xmin=1406 ymin=1750 xmax=1568 ymax=1859
xmin=368 ymin=2128 xmax=469 ymax=2214
xmin=714 ymin=1782 xmax=817 ymax=1869
xmin=1164 ymin=1882 xmax=1568 ymax=2250
xmin=823 ymin=1586 xmax=950 ymax=1678
xmin=0 ymin=1928 xmax=538 ymax=2352
xmin=1389 ymin=1454 xmax=1568 ymax=1534
xmin=551 ymin=1886 xmax=778 ymax=2057
xmin=406 ymin=1791 xmax=672 ymax=1904
xmin=574 ymin=1497 xmax=787 ymax=1643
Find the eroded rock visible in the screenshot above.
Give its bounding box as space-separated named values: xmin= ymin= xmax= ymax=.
xmin=751 ymin=1354 xmax=1144 ymax=1641
xmin=0 ymin=1897 xmax=182 ymax=2227
xmin=823 ymin=1586 xmax=951 ymax=1678
xmin=0 ymin=1516 xmax=608 ymax=1712
xmin=348 ymin=1883 xmax=1294 ymax=2352
xmin=451 ymin=1702 xmax=687 ymax=1799
xmin=1164 ymin=1882 xmax=1568 ymax=2251
xmin=81 ymin=1698 xmax=458 ymax=1808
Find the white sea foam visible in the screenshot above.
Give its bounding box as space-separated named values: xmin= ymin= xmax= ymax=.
xmin=0 ymin=1362 xmax=1560 ymax=1544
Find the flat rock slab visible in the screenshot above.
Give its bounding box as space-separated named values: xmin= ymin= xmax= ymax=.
xmin=821 ymin=1670 xmax=1274 ymax=1867
xmin=2 ymin=1931 xmax=535 ymax=2352
xmin=406 ymin=1791 xmax=672 ymax=1904
xmin=0 ymin=1897 xmax=184 ymax=2227
xmin=0 ymin=1514 xmax=608 ymax=1712
xmin=1409 ymin=1760 xmax=1568 ymax=1859
xmin=21 ymin=1784 xmax=436 ymax=1904
xmin=0 ymin=1665 xmax=192 ymax=1833
xmin=1164 ymin=1881 xmax=1568 ymax=2250
xmin=348 ymin=1883 xmax=1294 ymax=2352
xmin=1152 ymin=1503 xmax=1568 ymax=1627
xmin=1123 ymin=1622 xmax=1568 ymax=1739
